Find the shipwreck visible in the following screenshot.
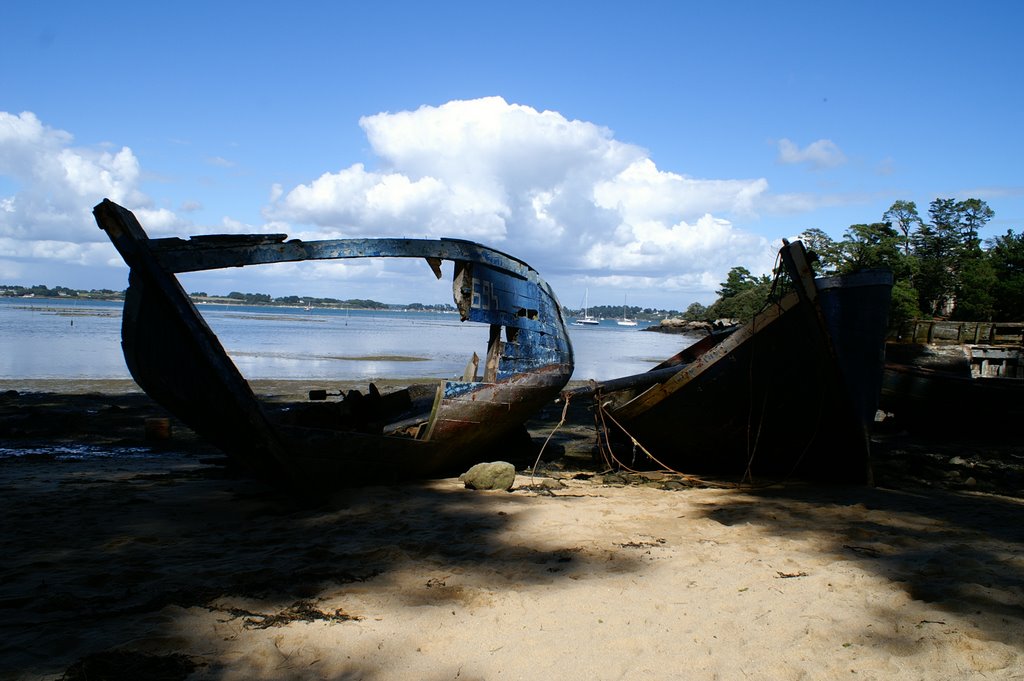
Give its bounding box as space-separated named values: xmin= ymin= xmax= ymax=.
xmin=566 ymin=241 xmax=893 ymax=483
xmin=94 ymin=199 xmax=574 ymax=487
xmin=881 ymin=320 xmax=1024 ymax=435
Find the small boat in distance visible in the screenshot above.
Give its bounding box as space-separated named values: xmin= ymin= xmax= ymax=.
xmin=617 ymin=295 xmax=637 ymax=326
xmin=573 ymin=289 xmax=600 ymax=326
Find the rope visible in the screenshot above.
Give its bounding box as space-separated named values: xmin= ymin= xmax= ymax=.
xmin=593 ymin=396 xmax=732 ymax=489
xmin=529 ymin=392 xmax=571 ymax=484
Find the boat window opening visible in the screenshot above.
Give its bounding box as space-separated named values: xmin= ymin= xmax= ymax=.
xmin=516 ymin=307 xmax=539 ymax=320
xmin=481 ymin=281 xmax=491 ymax=310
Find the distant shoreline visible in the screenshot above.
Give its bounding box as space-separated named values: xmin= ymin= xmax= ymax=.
xmin=0 ymin=293 xmax=452 ymax=314
xmin=1 ymin=291 xmax=678 ymax=320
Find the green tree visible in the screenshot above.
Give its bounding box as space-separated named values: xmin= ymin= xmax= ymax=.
xmin=882 ymin=200 xmax=923 ymax=256
xmin=913 ymin=198 xmax=993 ymax=317
xmin=956 ymin=198 xmax=995 ymax=245
xmin=717 ymin=197 xmax=1005 ymax=327
xmin=706 ymin=266 xmax=773 ymax=322
xmin=887 ymin=280 xmax=922 ymax=328
xmin=835 ymin=222 xmax=904 ymax=273
xmin=798 ymin=228 xmax=841 ymax=274
xmin=681 ymin=301 xmax=707 ymax=321
xmin=953 ymin=253 xmax=996 ymax=320
xmin=716 ymin=267 xmax=759 ymax=298
xmin=988 ymin=229 xmax=1024 ymax=319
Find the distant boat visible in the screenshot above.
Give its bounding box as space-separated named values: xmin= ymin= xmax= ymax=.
xmin=617 ymin=295 xmax=637 ymax=327
xmin=574 ymin=289 xmax=600 ymax=326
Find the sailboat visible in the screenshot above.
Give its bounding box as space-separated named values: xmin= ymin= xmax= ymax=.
xmin=573 ymin=289 xmax=600 ymax=326
xmin=617 ymin=295 xmax=638 ymax=327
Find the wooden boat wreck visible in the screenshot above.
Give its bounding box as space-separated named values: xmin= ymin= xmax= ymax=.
xmin=566 ymin=242 xmax=893 ymax=483
xmin=881 ymin=322 xmax=1023 ymax=436
xmin=94 ymin=199 xmax=574 ymax=487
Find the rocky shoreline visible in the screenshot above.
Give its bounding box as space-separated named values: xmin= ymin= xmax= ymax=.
xmin=641 ymin=318 xmax=738 ymax=334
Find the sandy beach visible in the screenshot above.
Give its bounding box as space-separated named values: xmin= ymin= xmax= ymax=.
xmin=1 ymin=380 xmax=1022 ymax=680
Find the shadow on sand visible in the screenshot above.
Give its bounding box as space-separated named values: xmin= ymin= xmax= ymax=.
xmin=696 ymin=481 xmax=1024 ymax=653
xmin=3 ymin=389 xmax=1023 ymax=678
xmin=0 ymin=390 xmax=640 ymax=679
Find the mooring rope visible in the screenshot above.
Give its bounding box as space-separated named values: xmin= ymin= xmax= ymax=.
xmin=529 ymin=392 xmax=571 ymax=484
xmin=593 ymin=396 xmax=730 ymax=488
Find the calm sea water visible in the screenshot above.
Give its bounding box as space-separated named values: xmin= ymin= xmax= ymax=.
xmin=0 ymin=297 xmax=698 ymax=383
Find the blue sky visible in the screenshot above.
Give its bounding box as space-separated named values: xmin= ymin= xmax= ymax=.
xmin=2 ymin=1 xmax=1022 ymax=310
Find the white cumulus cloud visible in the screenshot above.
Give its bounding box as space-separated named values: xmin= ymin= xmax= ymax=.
xmin=267 ymin=97 xmax=776 ymax=302
xmin=0 ymin=111 xmax=199 ymax=287
xmin=0 ymin=111 xmax=152 ymax=246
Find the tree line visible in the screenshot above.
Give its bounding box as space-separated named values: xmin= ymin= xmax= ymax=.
xmin=686 ymin=198 xmax=1023 ymax=325
xmin=202 ymin=292 xmax=454 ymax=311
xmin=0 ymin=284 xmax=456 ymax=311
xmin=0 ymin=284 xmax=124 ymax=299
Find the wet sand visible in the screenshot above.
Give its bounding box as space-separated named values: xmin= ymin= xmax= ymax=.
xmin=1 ymin=381 xmax=1022 ymax=680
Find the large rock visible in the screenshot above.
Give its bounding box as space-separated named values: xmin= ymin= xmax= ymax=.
xmin=460 ymin=461 xmax=516 ymax=491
